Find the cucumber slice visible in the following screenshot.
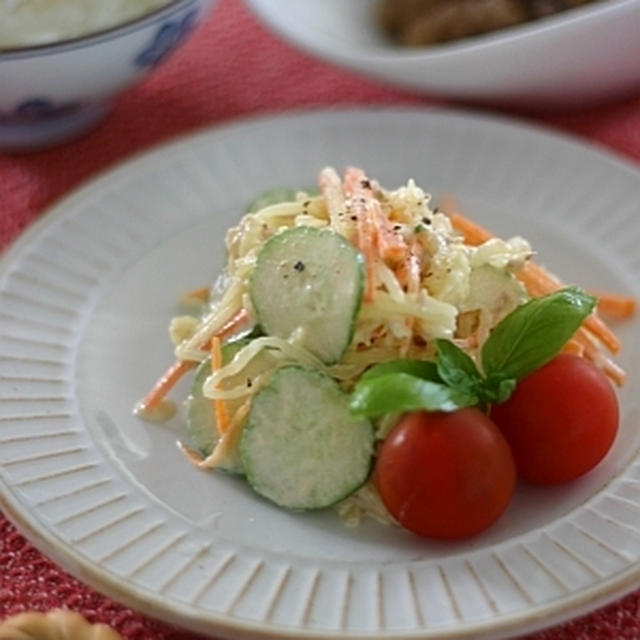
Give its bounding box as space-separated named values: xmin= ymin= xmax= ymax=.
xmin=250 ymin=226 xmax=364 ymax=364
xmin=241 ymin=366 xmax=374 ymax=510
xmin=246 ymin=188 xmax=299 ymax=213
xmin=187 ymin=339 xmax=277 ymax=473
xmin=246 ymin=187 xmax=319 ymax=213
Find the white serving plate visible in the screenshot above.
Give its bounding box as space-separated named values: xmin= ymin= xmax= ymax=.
xmin=244 ymin=0 xmax=640 ymax=107
xmin=0 ymin=108 xmax=639 ymax=639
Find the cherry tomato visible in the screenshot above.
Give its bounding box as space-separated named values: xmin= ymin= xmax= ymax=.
xmin=375 ymin=408 xmax=516 ymax=540
xmin=490 ymin=354 xmax=619 ymax=485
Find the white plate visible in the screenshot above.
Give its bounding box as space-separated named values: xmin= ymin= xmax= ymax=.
xmin=1 ymin=108 xmax=639 ymax=640
xmin=244 ymin=0 xmax=640 ymax=107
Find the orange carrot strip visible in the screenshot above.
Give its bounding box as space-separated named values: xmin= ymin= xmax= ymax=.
xmin=449 ymin=209 xmax=622 ymax=354
xmin=139 ymin=360 xmax=196 ymax=412
xmin=584 ymin=314 xmax=621 ymax=354
xmin=597 ymin=356 xmax=627 ymax=387
xmin=448 ymin=211 xmax=493 ymax=246
xmin=214 ymin=308 xmax=250 ymax=343
xmin=515 ymin=262 xmax=554 ymax=295
xmin=359 ymin=212 xmax=377 ymax=302
xmin=344 ymin=168 xmax=377 ymax=301
xmin=593 ymin=292 xmax=637 ymax=320
xmin=562 ymin=339 xmax=585 ymax=357
xmin=140 ymin=308 xmax=250 ymax=412
xmin=572 ymin=328 xmax=626 ymax=386
xmin=581 ymin=339 xmax=626 ymax=386
xmin=342 ymin=166 xmax=367 ymax=197
xmin=181 ymin=286 xmax=210 ymax=305
xmin=210 ymin=336 xmax=230 ymax=434
xmin=371 ymin=202 xmax=409 ymax=265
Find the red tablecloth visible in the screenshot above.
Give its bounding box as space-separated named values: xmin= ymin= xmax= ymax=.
xmin=2 ymin=0 xmax=640 ymax=638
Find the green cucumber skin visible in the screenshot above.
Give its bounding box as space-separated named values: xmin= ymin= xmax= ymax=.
xmin=187 ymin=340 xmax=248 ymax=474
xmin=187 ymin=339 xmax=276 ymax=474
xmin=246 ymin=187 xmax=318 ymax=213
xmin=187 ymin=358 xmax=217 ymax=458
xmin=246 ymin=188 xmax=298 ymax=213
xmin=240 ymin=366 xmax=374 ymax=511
xmin=249 ymin=226 xmax=365 ymax=365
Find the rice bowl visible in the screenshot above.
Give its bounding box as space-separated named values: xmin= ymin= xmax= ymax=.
xmin=0 ymin=0 xmax=176 ymax=50
xmin=0 ymin=0 xmax=216 ymax=151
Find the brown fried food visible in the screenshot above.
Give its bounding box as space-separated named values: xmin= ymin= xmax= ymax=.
xmin=405 ymin=0 xmax=527 ymax=46
xmin=381 ymin=0 xmax=602 ymax=46
xmin=526 ymin=0 xmax=595 ymax=18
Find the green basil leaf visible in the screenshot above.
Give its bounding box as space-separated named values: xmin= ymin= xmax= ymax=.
xmin=482 ymin=287 xmax=596 ymax=381
xmin=360 ymin=359 xmax=440 ymax=383
xmin=480 ymin=375 xmax=517 ymax=404
xmin=349 ymin=373 xmax=477 ymax=418
xmin=435 ymin=339 xmax=483 ymax=391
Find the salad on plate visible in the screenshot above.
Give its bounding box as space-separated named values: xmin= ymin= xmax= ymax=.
xmin=136 ymin=166 xmax=634 ymax=540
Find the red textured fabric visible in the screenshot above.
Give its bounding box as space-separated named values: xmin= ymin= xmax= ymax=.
xmin=1 ymin=0 xmax=640 ymax=637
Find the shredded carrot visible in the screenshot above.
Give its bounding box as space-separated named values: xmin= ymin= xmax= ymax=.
xmin=177 ymin=399 xmax=251 ymax=469
xmin=139 ymin=308 xmax=250 ymax=413
xmin=343 ymin=168 xmax=378 ymax=301
xmin=210 ymin=336 xmax=230 ymax=434
xmin=180 ymin=286 xmax=210 ymax=305
xmin=444 ymin=202 xmax=631 ymax=384
xmin=594 ymin=354 xmax=627 ymax=387
xmin=516 ymin=262 xmax=555 ymax=296
xmin=447 ymin=207 xmax=622 ymax=354
xmin=593 ymin=292 xmax=637 ymax=320
xmin=583 ymin=313 xmax=621 ymax=354
xmin=573 ymin=330 xmax=627 ymax=386
xmin=350 ymin=195 xmax=376 ymax=302
xmin=214 ymin=308 xmax=250 ymax=343
xmin=343 ymin=166 xmax=366 ymax=197
xmin=371 ymin=203 xmax=409 ymax=266
xmin=562 ymin=339 xmax=585 ymax=357
xmin=448 ymin=210 xmax=492 ymax=246
xmin=139 ymin=359 xmax=196 ymax=412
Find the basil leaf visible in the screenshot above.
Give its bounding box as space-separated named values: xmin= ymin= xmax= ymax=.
xmin=349 ymin=373 xmax=477 ymax=418
xmin=360 ymin=359 xmax=440 ymax=383
xmin=482 ymin=287 xmax=596 ymax=381
xmin=435 ymin=339 xmax=483 ymax=391
xmin=480 ymin=375 xmax=517 ymax=404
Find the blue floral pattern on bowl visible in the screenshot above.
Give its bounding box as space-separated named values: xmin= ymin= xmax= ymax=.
xmin=134 ymin=9 xmax=199 ymax=69
xmin=0 ymin=98 xmax=80 ymax=124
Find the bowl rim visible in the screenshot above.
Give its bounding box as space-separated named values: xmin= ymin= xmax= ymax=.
xmin=0 ymin=0 xmax=201 ymax=60
xmin=245 ymin=0 xmax=638 ymax=64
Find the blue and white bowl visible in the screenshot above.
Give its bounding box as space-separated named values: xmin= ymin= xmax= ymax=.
xmin=0 ymin=0 xmax=215 ymax=152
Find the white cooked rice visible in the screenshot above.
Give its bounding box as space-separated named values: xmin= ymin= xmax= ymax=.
xmin=0 ymin=0 xmax=174 ymax=49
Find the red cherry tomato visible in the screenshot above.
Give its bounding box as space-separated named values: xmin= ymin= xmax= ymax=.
xmin=490 ymin=354 xmax=619 ymax=485
xmin=375 ymin=408 xmax=516 ymax=540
